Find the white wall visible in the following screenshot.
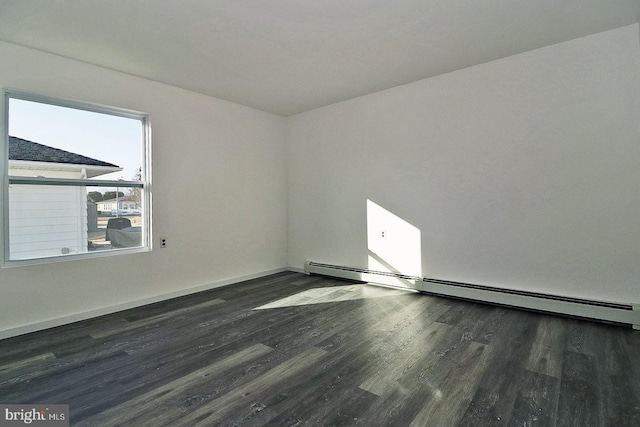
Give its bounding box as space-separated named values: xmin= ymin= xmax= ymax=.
xmin=287 ymin=24 xmax=640 ymax=303
xmin=1 ymin=24 xmax=638 ymax=338
xmin=0 ymin=41 xmax=288 ymax=337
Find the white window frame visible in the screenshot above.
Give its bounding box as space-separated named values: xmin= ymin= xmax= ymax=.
xmin=2 ymin=89 xmax=152 ymax=266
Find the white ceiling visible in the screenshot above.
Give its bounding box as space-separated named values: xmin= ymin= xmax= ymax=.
xmin=0 ymin=1 xmax=639 ymax=116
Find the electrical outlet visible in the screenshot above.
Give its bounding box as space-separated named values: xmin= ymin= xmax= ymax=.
xmin=160 ymin=237 xmax=167 ymax=248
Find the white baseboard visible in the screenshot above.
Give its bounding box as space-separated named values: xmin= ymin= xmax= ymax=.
xmin=0 ymin=267 xmax=289 ymax=340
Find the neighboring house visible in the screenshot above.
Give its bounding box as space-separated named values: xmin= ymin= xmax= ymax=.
xmin=8 ymin=136 xmax=122 ymax=260
xmin=97 ymin=196 xmax=140 ymax=214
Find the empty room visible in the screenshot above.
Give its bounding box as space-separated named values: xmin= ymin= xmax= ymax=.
xmin=1 ymin=1 xmax=639 ymax=426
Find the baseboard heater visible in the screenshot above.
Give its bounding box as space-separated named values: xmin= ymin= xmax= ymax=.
xmin=304 ymin=261 xmax=640 ymax=329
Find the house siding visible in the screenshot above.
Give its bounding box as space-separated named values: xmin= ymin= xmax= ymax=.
xmin=8 ymin=185 xmax=88 ymax=260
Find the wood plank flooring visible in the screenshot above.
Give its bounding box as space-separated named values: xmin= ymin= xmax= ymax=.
xmin=1 ymin=271 xmax=639 ymax=426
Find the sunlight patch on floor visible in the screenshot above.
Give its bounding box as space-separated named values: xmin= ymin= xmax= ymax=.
xmin=254 ymin=284 xmax=414 ymax=310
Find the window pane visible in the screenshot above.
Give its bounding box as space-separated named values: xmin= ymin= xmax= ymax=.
xmin=8 ymin=98 xmax=143 ymax=181
xmin=8 ymin=184 xmax=144 ymax=261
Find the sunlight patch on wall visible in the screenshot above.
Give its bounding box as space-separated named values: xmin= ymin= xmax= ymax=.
xmin=367 ymin=199 xmax=421 ymax=286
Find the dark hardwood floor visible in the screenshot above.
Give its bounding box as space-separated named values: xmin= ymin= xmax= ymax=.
xmin=1 ymin=271 xmax=639 ymax=426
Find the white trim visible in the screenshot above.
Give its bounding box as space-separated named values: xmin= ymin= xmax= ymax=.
xmin=1 ymin=243 xmax=151 ymax=268
xmin=0 ymin=267 xmax=288 ymax=340
xmin=7 ymin=175 xmax=143 ymax=187
xmin=5 ymin=88 xmax=147 ymax=120
xmin=287 ymin=265 xmax=306 ymax=274
xmin=2 ymin=91 xmax=9 ymax=265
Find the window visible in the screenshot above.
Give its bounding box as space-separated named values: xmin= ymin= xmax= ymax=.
xmin=3 ymin=91 xmax=151 ymax=264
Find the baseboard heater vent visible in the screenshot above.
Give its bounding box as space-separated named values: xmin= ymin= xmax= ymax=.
xmin=305 ymin=261 xmax=421 ymax=283
xmin=305 ymin=261 xmax=640 ymax=329
xmin=304 ymin=261 xmax=422 ymax=291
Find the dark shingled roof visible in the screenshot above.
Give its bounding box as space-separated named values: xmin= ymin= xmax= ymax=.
xmin=9 ymin=136 xmax=119 ymax=168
